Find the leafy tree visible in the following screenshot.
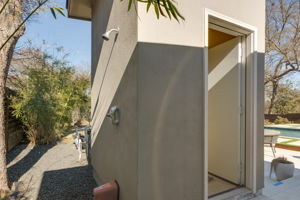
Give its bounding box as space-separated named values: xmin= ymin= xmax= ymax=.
xmin=0 ymin=0 xmax=65 ymax=194
xmin=10 ymin=47 xmax=90 ymax=145
xmin=0 ymin=0 xmax=62 ymax=191
xmin=272 ymin=84 xmax=300 ymax=114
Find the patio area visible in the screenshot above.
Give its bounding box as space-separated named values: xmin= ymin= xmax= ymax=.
xmin=253 ymin=146 xmax=300 ymax=200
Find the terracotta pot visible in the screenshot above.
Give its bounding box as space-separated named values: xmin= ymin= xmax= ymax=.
xmin=275 ymin=162 xmax=294 ymax=181
xmin=93 ymin=181 xmax=119 ymax=200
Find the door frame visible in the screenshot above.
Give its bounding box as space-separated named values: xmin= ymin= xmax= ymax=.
xmin=239 ymin=35 xmax=246 ymax=186
xmin=203 ymin=8 xmax=258 ymax=199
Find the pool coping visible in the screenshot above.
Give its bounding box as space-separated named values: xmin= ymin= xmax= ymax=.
xmin=265 ymin=124 xmax=300 ymax=131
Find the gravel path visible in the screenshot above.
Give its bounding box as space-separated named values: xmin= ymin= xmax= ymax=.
xmin=7 ymin=143 xmax=97 ymax=200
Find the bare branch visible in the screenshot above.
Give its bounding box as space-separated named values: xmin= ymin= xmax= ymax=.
xmin=0 ymin=0 xmax=49 ymax=52
xmin=0 ymin=0 xmax=10 ymax=15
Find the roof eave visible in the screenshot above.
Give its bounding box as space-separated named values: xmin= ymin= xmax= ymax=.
xmin=66 ymin=0 xmax=92 ymax=21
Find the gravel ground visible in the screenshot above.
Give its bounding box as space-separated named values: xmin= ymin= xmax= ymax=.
xmin=7 ymin=143 xmax=97 ymax=200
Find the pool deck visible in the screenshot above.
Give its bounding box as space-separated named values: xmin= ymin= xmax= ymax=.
xmin=276 ymin=137 xmax=300 ymax=148
xmin=265 ymin=124 xmax=300 ymax=148
xmin=252 ymin=147 xmax=300 ymax=200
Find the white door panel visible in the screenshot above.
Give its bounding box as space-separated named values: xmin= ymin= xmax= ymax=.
xmin=208 ymin=37 xmax=242 ymax=184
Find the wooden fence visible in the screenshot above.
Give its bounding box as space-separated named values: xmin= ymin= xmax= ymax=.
xmin=5 ymin=89 xmax=24 ymax=151
xmin=265 ymin=113 xmax=300 ymax=123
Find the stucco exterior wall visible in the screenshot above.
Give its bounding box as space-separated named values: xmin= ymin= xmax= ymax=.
xmin=137 ymin=0 xmax=265 ymax=52
xmin=90 ymin=0 xmax=137 ymax=112
xmin=257 ymin=53 xmax=265 ymax=190
xmin=137 ymin=43 xmax=205 ymax=200
xmin=91 ymin=50 xmax=138 ymax=200
xmin=90 ymin=0 xmax=138 ymax=199
xmin=89 ymin=0 xmax=265 ymax=199
xmin=137 ymin=0 xmax=265 ymax=192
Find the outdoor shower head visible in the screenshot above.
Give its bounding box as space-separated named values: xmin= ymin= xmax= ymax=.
xmin=102 ymin=27 xmax=120 ymax=41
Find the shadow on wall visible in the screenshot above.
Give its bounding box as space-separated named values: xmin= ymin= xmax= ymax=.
xmin=91 ymin=35 xmax=118 ymax=120
xmin=89 ymin=36 xmax=264 ymax=198
xmin=91 ymin=0 xmax=114 ymax=83
xmin=8 ymin=145 xmax=53 ymax=183
xmin=37 ymin=166 xmax=97 ymax=200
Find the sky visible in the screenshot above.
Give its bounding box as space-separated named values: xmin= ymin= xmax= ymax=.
xmin=17 ymin=0 xmax=91 ymax=72
xmin=15 ymin=1 xmax=300 ymax=88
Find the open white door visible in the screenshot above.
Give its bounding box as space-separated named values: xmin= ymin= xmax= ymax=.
xmin=208 ymin=36 xmax=244 ymax=185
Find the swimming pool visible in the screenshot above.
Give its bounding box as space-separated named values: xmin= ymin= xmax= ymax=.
xmin=264 ymin=126 xmax=300 ymax=138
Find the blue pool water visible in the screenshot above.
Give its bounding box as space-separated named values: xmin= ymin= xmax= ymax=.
xmin=264 ymin=126 xmax=300 ymax=138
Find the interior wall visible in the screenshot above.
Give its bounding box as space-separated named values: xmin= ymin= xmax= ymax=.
xmin=208 ymin=29 xmax=235 ymax=49
xmin=208 ymin=37 xmax=242 ymax=184
xmin=208 ymin=29 xmax=237 ymax=73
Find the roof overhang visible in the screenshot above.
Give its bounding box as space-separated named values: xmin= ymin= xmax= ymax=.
xmin=66 ymin=0 xmax=92 ymax=21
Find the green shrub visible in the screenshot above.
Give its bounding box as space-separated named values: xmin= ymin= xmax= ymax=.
xmin=10 ymin=49 xmax=90 ymax=145
xmin=264 ymin=119 xmax=273 ymax=125
xmin=274 ymin=116 xmax=291 ymax=124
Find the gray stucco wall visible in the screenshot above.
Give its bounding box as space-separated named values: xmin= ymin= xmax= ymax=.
xmin=91 ymin=49 xmax=138 ymax=200
xmin=89 ymin=0 xmax=265 ymax=199
xmin=256 ymin=53 xmax=265 ymax=190
xmin=90 ymin=0 xmax=137 ymax=121
xmin=137 ymin=0 xmax=265 ymax=192
xmin=137 ymin=43 xmax=205 ymax=200
xmin=90 ymin=0 xmax=138 ymax=199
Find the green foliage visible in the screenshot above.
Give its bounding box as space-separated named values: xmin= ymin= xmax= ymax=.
xmin=124 ymin=0 xmax=185 ymax=21
xmin=264 ymin=119 xmax=273 ymax=125
xmin=49 ymin=7 xmax=65 ymax=19
xmin=272 ymin=85 xmax=300 ymax=115
xmin=10 ymin=48 xmax=90 ymax=145
xmin=274 ymin=116 xmax=291 ymax=124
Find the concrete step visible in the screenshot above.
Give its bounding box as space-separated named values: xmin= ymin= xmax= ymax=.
xmin=209 ymin=188 xmax=257 ymax=200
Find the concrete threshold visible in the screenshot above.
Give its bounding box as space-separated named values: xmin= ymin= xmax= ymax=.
xmin=209 ymin=188 xmax=255 ymax=200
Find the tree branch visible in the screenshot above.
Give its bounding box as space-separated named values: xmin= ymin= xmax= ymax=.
xmin=0 ymin=0 xmax=10 ymax=15
xmin=0 ymin=0 xmax=49 ymax=52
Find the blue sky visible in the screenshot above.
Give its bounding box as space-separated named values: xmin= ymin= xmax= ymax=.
xmin=17 ymin=0 xmax=91 ymax=71
xmin=16 ymin=1 xmax=300 ymax=87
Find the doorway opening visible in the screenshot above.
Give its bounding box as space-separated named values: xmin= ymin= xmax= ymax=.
xmin=207 ymin=25 xmax=246 ymax=198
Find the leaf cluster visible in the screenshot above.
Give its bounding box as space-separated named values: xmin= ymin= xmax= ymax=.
xmin=123 ymin=0 xmax=184 ymax=21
